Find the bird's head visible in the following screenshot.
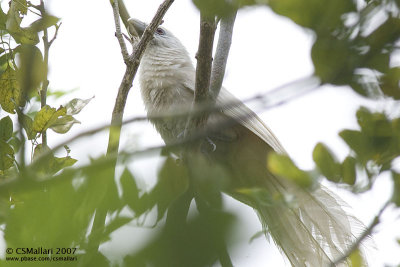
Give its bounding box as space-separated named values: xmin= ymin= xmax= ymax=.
xmin=126 ymin=18 xmax=195 ymax=98
xmin=127 ymin=18 xmax=188 ymax=54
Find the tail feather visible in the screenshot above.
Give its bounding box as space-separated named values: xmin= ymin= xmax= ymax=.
xmin=235 ymin=176 xmax=363 ymax=267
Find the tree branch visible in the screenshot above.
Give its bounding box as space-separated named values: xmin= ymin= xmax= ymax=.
xmin=209 ymin=11 xmax=237 ymax=101
xmin=117 ymin=0 xmax=138 ymax=37
xmin=37 ymin=0 xmax=60 ymax=147
xmin=107 ymin=0 xmax=175 ymax=155
xmin=82 ymin=1 xmax=175 ymax=263
xmin=184 ymin=13 xmax=216 ymax=138
xmin=331 ymin=200 xmax=391 ymax=266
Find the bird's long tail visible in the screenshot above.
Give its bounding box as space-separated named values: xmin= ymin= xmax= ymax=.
xmin=234 ymin=177 xmax=363 ymax=267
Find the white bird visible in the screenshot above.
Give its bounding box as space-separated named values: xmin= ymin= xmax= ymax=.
xmin=128 ymin=18 xmax=363 ymax=267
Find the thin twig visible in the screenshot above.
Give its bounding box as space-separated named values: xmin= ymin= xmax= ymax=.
xmin=117 ymin=0 xmax=138 ymax=37
xmin=38 ymin=0 xmax=60 ymax=147
xmin=112 ymin=0 xmax=129 ymax=61
xmin=48 ymin=23 xmax=61 ymax=46
xmin=331 ymin=200 xmax=391 ymax=266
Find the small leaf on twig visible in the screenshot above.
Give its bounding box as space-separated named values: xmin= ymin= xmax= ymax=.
xmin=65 ymin=96 xmax=94 ymax=115
xmin=32 ymin=105 xmax=66 ymax=133
xmin=0 ymin=140 xmax=14 ymax=171
xmin=29 ymin=15 xmax=60 ymax=32
xmin=267 ymin=153 xmax=313 ymax=188
xmin=0 ymin=66 xmax=22 ymax=113
xmin=0 ymin=116 xmax=13 ymax=142
xmin=313 ymin=143 xmax=341 ymax=182
xmin=50 ymin=115 xmax=80 ymax=134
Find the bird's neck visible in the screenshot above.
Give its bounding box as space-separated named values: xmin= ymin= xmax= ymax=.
xmin=139 ymin=45 xmax=195 ymax=114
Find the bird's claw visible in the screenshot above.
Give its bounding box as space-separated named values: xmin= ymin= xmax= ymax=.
xmin=201 ymin=137 xmax=217 ymax=154
xmin=177 ymin=131 xmax=184 ymax=140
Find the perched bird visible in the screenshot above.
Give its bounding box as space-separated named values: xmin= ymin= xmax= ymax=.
xmin=128 ymin=18 xmax=362 ymax=267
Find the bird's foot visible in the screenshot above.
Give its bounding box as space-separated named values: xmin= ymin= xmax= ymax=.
xmin=200 ymin=137 xmax=217 ymax=154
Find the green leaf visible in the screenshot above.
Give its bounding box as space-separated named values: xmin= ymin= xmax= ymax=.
xmin=20 ymin=113 xmax=36 ymax=140
xmin=32 ymin=144 xmax=77 ymax=174
xmin=267 ymin=153 xmax=313 ymax=187
xmin=16 ymin=45 xmax=44 ymax=93
xmin=0 ymin=5 xmax=7 ymax=30
xmin=192 ymin=0 xmax=237 ymax=18
xmin=0 ymin=116 xmax=13 ymax=142
xmin=313 ymin=143 xmax=341 ymax=182
xmin=32 ymin=105 xmax=66 ymax=133
xmin=103 ymin=217 xmax=132 ymax=238
xmin=0 ymin=52 xmax=14 ymax=74
xmin=50 ymin=115 xmax=80 ymax=134
xmin=186 ymin=152 xmax=229 ymax=208
xmin=52 ymin=156 xmax=77 ymax=173
xmin=32 ymin=143 xmax=51 ymax=161
xmin=29 ymin=15 xmax=60 ymax=32
xmin=365 ymin=51 xmax=390 ymax=73
xmin=311 ymin=36 xmax=355 ymax=85
xmin=13 ymin=0 xmax=27 ymax=15
xmin=150 ymin=157 xmax=189 ymax=222
xmin=342 ymin=156 xmax=357 ymax=185
xmin=366 ymin=17 xmax=400 ymax=54
xmin=267 ymin=0 xmax=356 ymax=31
xmin=356 ymin=107 xmax=391 ymax=137
xmin=12 ymin=27 xmax=39 ymax=45
xmin=0 ymin=140 xmax=14 ymax=171
xmin=6 ymin=1 xmax=22 ymax=32
xmin=381 ymin=67 xmax=400 ymax=100
xmin=120 ymin=168 xmax=143 ymax=214
xmin=237 ymin=187 xmax=280 ymax=207
xmin=339 ymin=130 xmax=371 ymax=164
xmin=8 ymin=133 xmax=21 ymax=153
xmin=349 ymin=249 xmax=364 ymax=267
xmin=124 ymin=210 xmax=236 ymax=267
xmin=6 ymin=1 xmax=39 ymax=45
xmin=65 ymin=96 xmax=94 ymax=115
xmin=0 ymin=66 xmax=22 ymax=114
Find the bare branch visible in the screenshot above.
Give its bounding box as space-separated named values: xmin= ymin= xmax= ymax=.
xmin=107 ymin=0 xmax=175 ymax=155
xmin=194 ymin=15 xmax=217 ymax=106
xmin=48 ymin=22 xmax=61 ymax=47
xmin=112 ymin=0 xmax=129 ymax=61
xmin=331 ymin=200 xmax=391 ymax=266
xmin=117 ymin=0 xmax=138 ymax=37
xmin=210 ymin=11 xmax=237 ymax=101
xmin=184 ymin=14 xmax=216 ymax=138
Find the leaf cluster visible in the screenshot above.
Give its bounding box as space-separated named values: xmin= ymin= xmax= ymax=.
xmin=1 ymin=0 xmax=400 ymax=266
xmin=0 ymin=1 xmax=93 ymax=179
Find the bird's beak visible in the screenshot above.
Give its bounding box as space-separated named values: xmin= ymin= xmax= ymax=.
xmin=127 ymin=18 xmax=147 ymax=37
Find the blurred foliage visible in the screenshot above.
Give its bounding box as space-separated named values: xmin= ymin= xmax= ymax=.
xmin=197 ymin=0 xmax=400 ymax=264
xmin=0 ymin=0 xmax=399 ymax=266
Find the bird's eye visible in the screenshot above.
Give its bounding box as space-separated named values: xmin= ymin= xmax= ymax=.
xmin=156 ymin=28 xmax=165 ymax=35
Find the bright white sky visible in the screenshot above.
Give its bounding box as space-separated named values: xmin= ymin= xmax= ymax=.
xmin=3 ymin=0 xmax=400 ymax=266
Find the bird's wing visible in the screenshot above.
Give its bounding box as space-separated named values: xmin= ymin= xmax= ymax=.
xmin=216 ymin=88 xmax=287 ymax=154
